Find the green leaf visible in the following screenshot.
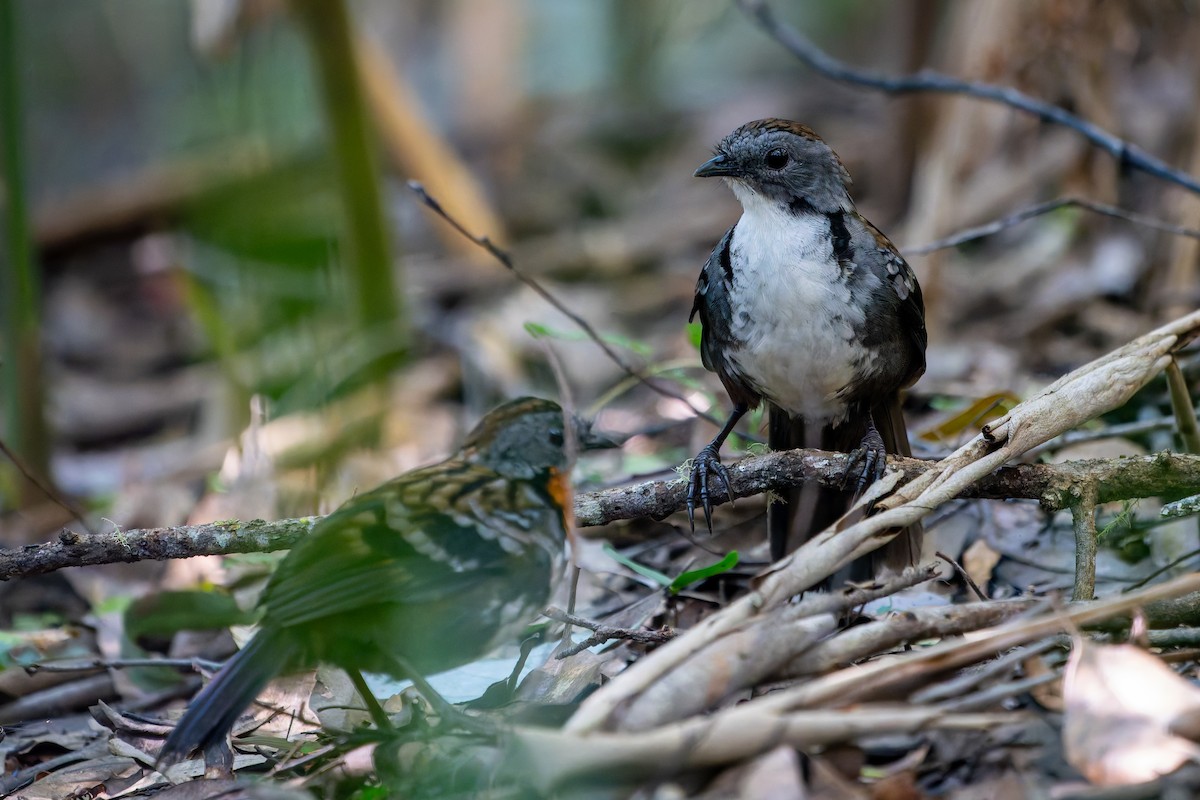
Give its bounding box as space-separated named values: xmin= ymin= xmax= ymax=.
xmin=524 ymin=321 xmax=551 ymax=338
xmin=602 ymin=542 xmax=672 ymax=588
xmin=686 ymin=321 xmax=703 ymax=351
xmin=668 ymin=551 xmax=739 ymax=594
xmin=523 ymin=322 xmax=652 ymax=356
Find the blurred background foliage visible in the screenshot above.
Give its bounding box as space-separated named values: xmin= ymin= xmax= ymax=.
xmin=0 ymin=0 xmax=873 ymax=519
xmin=4 ymin=0 xmax=1200 ymax=794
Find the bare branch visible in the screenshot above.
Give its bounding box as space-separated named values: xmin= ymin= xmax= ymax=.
xmin=1071 ymin=482 xmax=1099 ymax=601
xmin=738 ymin=0 xmax=1200 ymax=197
xmin=5 ymin=449 xmax=1200 ymax=581
xmin=407 ymin=181 xmax=721 ymax=428
xmin=907 ymin=196 xmax=1200 ymax=255
xmin=0 ymin=518 xmax=318 ymax=581
xmin=543 ymin=606 xmax=675 ymax=658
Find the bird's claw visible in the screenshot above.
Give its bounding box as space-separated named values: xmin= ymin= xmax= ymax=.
xmin=686 ymin=445 xmax=734 ymax=535
xmin=842 ymin=427 xmax=887 ymax=494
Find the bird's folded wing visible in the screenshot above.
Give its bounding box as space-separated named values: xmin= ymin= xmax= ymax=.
xmin=260 ymin=470 xmax=528 ymax=628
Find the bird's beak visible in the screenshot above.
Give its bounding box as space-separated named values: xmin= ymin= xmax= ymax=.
xmin=577 ymin=421 xmax=622 ymax=451
xmin=694 ymin=153 xmax=737 ymax=178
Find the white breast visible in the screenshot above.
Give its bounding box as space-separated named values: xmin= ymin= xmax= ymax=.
xmin=724 ymin=186 xmax=877 ymax=423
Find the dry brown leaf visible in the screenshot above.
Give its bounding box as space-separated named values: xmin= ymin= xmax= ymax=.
xmin=807 ymin=753 xmax=870 ymax=799
xmin=515 ymin=643 xmax=607 ymax=706
xmin=1023 ymin=653 xmax=1063 ymax=713
xmin=961 ymin=538 xmax=1001 ymax=589
xmin=917 ymin=392 xmax=1019 ymax=443
xmin=719 ymin=745 xmax=806 ymax=800
xmin=1063 ymin=638 xmax=1200 ymax=784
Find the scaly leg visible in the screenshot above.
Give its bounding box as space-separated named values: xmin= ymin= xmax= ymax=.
xmin=686 ymin=403 xmax=747 ymax=534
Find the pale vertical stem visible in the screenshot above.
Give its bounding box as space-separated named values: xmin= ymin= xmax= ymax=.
xmin=1071 ymin=482 xmax=1098 ymax=602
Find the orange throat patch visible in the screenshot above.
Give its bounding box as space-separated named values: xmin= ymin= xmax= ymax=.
xmin=547 ymin=467 xmax=572 ymax=510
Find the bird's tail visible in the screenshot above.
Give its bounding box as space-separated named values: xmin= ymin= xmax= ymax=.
xmin=157 ymin=629 xmax=296 ymax=767
xmin=767 ymin=396 xmax=921 ymax=581
xmin=871 ymin=396 xmax=922 ymax=575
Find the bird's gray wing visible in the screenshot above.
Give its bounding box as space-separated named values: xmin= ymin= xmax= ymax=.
xmin=690 ymin=224 xmax=760 ymax=408
xmin=836 ymin=212 xmax=927 ymax=398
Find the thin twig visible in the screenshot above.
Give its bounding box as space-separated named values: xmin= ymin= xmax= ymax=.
xmin=1123 ymin=546 xmax=1200 ymax=592
xmin=911 ymin=639 xmax=1061 ymax=704
xmin=907 ymin=196 xmax=1200 ymax=255
xmin=738 ymin=0 xmax=1200 ymax=196
xmin=538 ymin=338 xmax=584 ymax=636
xmin=936 ymin=549 xmax=988 ymax=602
xmin=408 ymin=181 xmax=721 ymax=428
xmin=0 ymin=438 xmax=92 ymax=533
xmin=544 ymin=606 xmax=676 ymax=659
xmin=26 ymin=657 xmax=223 ymax=675
xmin=935 ymin=672 xmax=1060 ymax=713
xmin=1031 ymin=412 xmax=1200 ymax=457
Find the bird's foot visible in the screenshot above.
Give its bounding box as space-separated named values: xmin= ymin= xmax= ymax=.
xmin=842 ymin=424 xmax=887 ymax=494
xmin=686 ymin=444 xmax=734 ymax=535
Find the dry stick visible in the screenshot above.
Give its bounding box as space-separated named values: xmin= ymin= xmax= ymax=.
xmin=764 ymin=575 xmax=1200 ymax=715
xmin=0 ymin=438 xmax=92 ymax=533
xmin=543 ymin=607 xmax=675 ymax=658
xmin=0 ymin=518 xmax=320 ymax=581
xmin=530 ymin=573 xmax=1200 ymax=789
xmin=935 ymin=672 xmax=1060 ymax=713
xmin=513 ymin=707 xmax=1021 ymax=791
xmin=783 ymin=600 xmax=1037 ymax=680
xmin=778 ymin=564 xmax=940 ymax=621
xmin=1167 ymin=357 xmax=1200 ymax=454
xmin=907 ymin=196 xmax=1200 ymax=255
xmin=613 ymin=565 xmax=941 ymax=730
xmin=564 ymin=310 xmax=1200 ymax=734
xmin=406 ymin=181 xmax=720 ymax=429
xmin=26 ymin=657 xmax=221 ymax=675
xmin=911 ymin=639 xmax=1061 ymax=705
xmin=1071 ymin=482 xmax=1099 ymax=602
xmin=9 ymin=449 xmax=1200 ymax=581
xmin=574 ymin=449 xmax=1200 ymax=526
xmin=738 ymin=0 xmax=1200 ymax=197
xmin=1124 ymin=546 xmax=1200 ymax=592
xmin=937 ymin=549 xmax=989 ymax=601
xmin=619 ymin=612 xmax=841 ymax=732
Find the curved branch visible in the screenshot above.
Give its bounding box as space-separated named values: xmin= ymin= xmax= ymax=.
xmin=738 ymin=0 xmax=1200 ymax=196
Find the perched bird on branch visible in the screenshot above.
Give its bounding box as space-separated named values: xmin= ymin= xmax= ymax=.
xmin=158 ymin=397 xmax=613 ymax=766
xmin=686 ymin=119 xmax=926 ymax=576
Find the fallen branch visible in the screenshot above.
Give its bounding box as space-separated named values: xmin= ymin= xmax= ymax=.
xmin=0 ymin=518 xmax=319 ymax=582
xmin=513 ymin=707 xmax=1023 ymax=791
xmin=540 ymin=573 xmax=1200 ymax=788
xmin=577 ymin=448 xmax=1200 ymax=525
xmin=615 ymin=565 xmax=940 ymax=731
xmin=563 ymin=310 xmax=1200 ymax=734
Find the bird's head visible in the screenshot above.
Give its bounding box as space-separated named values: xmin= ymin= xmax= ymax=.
xmin=464 ymin=397 xmax=617 ymax=480
xmin=694 ymin=119 xmax=854 ymax=215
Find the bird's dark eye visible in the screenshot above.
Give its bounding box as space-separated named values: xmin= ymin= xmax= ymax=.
xmin=765 ymin=148 xmax=789 ymax=170
xmin=548 ymin=430 xmax=564 ymax=447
